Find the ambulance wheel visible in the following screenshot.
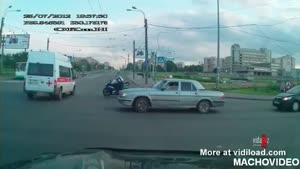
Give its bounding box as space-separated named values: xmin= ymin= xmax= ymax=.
xmin=70 ymin=86 xmax=76 ymax=95
xmin=57 ymin=88 xmax=63 ymax=100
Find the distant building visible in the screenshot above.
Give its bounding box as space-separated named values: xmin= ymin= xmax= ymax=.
xmin=223 ymin=56 xmax=232 ymax=73
xmin=220 ymin=58 xmax=225 ymax=69
xmin=271 ymin=58 xmax=281 ymax=76
xmin=230 ymin=44 xmax=272 ymax=76
xmin=86 ymin=57 xmax=99 ymax=64
xmin=176 ymin=62 xmax=185 ymax=69
xmin=281 ymin=55 xmax=295 ymax=73
xmin=293 ymin=69 xmax=300 ymax=79
xmin=203 ymin=57 xmax=217 ymax=72
xmin=281 ymin=55 xmax=295 ymax=77
xmin=270 ymin=56 xmax=296 ymax=77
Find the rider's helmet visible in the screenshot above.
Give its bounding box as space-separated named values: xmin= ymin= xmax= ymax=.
xmin=116 ymin=76 xmax=124 ymax=83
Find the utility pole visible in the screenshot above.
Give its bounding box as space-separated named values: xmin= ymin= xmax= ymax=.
xmin=216 ymin=0 xmax=220 ymax=89
xmin=133 ymin=40 xmax=135 ymax=80
xmin=127 ymin=53 xmax=129 ymax=66
xmin=154 ymin=53 xmax=157 ymax=81
xmin=126 ymin=7 xmax=148 ymax=84
xmin=47 ymin=37 xmax=49 ymax=51
xmin=0 ymin=17 xmax=5 ymax=73
xmin=145 ymin=18 xmax=149 ymax=84
xmin=0 ymin=6 xmax=20 ymax=73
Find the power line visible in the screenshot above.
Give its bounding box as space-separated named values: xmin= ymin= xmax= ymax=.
xmin=97 ymin=0 xmax=103 ymax=12
xmin=229 ymin=27 xmax=300 ymax=46
xmin=256 ymin=25 xmax=294 ymax=55
xmin=258 ymin=17 xmax=300 ymax=27
xmin=220 ymin=1 xmax=273 ymax=14
xmin=220 ymin=0 xmax=297 ymax=14
xmin=149 ymin=23 xmax=256 ymax=30
xmin=88 ymin=0 xmax=96 ymax=14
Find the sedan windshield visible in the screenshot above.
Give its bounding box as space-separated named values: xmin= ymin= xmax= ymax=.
xmin=153 ymin=80 xmax=167 ymax=89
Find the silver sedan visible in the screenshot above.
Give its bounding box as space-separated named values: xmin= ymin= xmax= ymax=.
xmin=118 ymin=79 xmax=224 ymax=113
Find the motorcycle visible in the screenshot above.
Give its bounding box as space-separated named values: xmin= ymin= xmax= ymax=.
xmin=102 ymin=76 xmax=129 ymax=96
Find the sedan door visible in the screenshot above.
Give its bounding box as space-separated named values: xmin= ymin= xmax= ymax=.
xmin=179 ymin=82 xmax=199 ymax=107
xmin=151 ymin=81 xmax=180 ymax=108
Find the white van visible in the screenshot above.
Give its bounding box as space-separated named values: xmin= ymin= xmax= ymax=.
xmin=24 ymin=51 xmax=76 ymax=100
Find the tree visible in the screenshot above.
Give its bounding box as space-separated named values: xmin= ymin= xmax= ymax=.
xmin=183 ymin=65 xmax=203 ymax=72
xmin=156 ymin=65 xmax=165 ymax=72
xmin=3 ymin=52 xmax=28 ymax=69
xmin=126 ymin=63 xmax=133 ymax=71
xmin=165 ymin=61 xmax=177 ymax=72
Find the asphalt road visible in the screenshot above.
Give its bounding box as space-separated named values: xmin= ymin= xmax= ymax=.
xmin=1 ymin=71 xmax=300 ymax=165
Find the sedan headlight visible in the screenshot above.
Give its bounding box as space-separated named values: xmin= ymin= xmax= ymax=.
xmin=283 ymin=97 xmax=292 ymax=101
xmin=121 ymin=93 xmax=127 ymax=97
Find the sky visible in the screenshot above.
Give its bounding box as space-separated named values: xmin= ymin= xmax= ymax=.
xmin=1 ymin=0 xmax=300 ymax=68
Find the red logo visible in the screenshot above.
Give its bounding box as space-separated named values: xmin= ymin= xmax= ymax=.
xmin=261 ymin=134 xmax=268 ymax=149
xmin=46 ymin=80 xmax=52 ymax=86
xmin=253 ymin=135 xmax=269 ymax=149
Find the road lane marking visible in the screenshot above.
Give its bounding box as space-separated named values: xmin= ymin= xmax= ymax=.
xmin=1 ymin=80 xmax=23 ymax=83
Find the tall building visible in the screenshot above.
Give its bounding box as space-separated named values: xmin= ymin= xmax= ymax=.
xmin=281 ymin=55 xmax=295 ymax=72
xmin=281 ymin=55 xmax=295 ymax=77
xmin=271 ymin=55 xmax=295 ymax=77
xmin=223 ymin=56 xmax=232 ymax=73
xmin=230 ymin=44 xmax=272 ymax=76
xmin=203 ymin=57 xmax=217 ymax=72
xmin=271 ymin=58 xmax=281 ymax=76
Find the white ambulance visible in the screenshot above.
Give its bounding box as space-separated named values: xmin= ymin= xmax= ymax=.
xmin=24 ymin=51 xmax=76 ymax=100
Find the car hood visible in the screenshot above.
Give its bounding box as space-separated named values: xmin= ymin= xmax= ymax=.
xmin=1 ymin=148 xmax=236 ymax=169
xmin=275 ymin=92 xmax=294 ymax=98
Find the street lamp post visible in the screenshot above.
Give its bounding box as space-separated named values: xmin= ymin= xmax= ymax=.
xmin=0 ymin=6 xmax=21 ymax=73
xmin=133 ymin=40 xmax=135 ymax=80
xmin=216 ymin=0 xmax=220 ymax=89
xmin=123 ymin=49 xmax=130 ymax=65
xmin=127 ymin=6 xmax=148 ymax=84
xmin=47 ymin=32 xmax=58 ymax=51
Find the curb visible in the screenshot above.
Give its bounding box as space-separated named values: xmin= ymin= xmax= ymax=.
xmin=128 ymin=79 xmax=141 ymax=87
xmin=224 ymin=96 xmax=272 ymax=101
xmin=121 ymin=72 xmax=142 ymax=88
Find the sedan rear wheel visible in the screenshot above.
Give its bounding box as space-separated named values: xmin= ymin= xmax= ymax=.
xmin=134 ymin=98 xmax=149 ymax=113
xmin=197 ymin=101 xmax=211 ymax=113
xmin=291 ymin=101 xmax=299 ymax=112
xmin=27 ymin=93 xmax=34 ymax=100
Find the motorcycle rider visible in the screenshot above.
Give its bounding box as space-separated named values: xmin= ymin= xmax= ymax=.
xmin=111 ymin=76 xmax=124 ymax=92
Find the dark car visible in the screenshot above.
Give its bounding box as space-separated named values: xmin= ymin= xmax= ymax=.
xmin=273 ymin=85 xmax=300 ymax=112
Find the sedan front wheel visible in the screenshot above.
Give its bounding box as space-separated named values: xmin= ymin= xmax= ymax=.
xmin=197 ymin=101 xmax=211 ymax=113
xmin=134 ymin=98 xmax=149 ymax=113
xmin=291 ymin=101 xmax=299 ymax=112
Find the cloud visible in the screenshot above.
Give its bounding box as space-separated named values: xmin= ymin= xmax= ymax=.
xmin=4 ymin=0 xmax=300 ymax=68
